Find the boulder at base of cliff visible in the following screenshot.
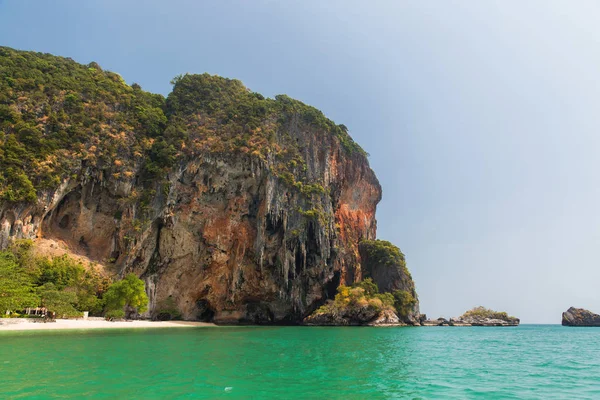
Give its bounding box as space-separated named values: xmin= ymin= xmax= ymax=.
xmin=562 ymin=307 xmax=600 ymax=326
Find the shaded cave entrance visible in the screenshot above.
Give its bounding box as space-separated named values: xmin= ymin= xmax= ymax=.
xmin=196 ymin=299 xmax=215 ymax=322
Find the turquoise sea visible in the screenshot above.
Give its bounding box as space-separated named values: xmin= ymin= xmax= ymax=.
xmin=1 ymin=325 xmax=599 ymax=399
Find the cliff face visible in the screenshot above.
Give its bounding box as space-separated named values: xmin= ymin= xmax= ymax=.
xmin=31 ymin=129 xmax=379 ymax=323
xmin=0 ymin=47 xmax=396 ymax=323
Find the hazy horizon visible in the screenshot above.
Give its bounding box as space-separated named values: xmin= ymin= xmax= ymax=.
xmin=2 ymin=1 xmax=599 ymax=323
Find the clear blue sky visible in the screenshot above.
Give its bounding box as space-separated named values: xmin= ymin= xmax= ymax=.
xmin=2 ymin=1 xmax=600 ymax=323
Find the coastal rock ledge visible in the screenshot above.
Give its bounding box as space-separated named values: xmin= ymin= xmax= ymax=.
xmin=562 ymin=307 xmax=600 ymax=327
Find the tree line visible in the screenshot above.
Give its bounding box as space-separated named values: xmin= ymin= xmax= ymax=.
xmin=0 ymin=240 xmax=147 ymax=319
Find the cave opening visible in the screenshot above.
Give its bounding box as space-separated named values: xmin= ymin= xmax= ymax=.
xmin=58 ymin=214 xmax=70 ymax=229
xmin=325 ymin=270 xmax=341 ymax=299
xmin=196 ymin=299 xmax=215 ymax=322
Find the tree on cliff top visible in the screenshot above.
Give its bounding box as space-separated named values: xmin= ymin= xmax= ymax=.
xmin=103 ymin=273 xmax=148 ymax=319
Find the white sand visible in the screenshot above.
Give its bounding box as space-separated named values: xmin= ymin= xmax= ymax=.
xmin=0 ymin=319 xmax=214 ymax=331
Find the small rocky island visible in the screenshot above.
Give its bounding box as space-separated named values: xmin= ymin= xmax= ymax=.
xmin=423 ymin=306 xmax=519 ymax=327
xmin=303 ymin=241 xmax=421 ymax=326
xmin=562 ymin=307 xmax=600 ymax=327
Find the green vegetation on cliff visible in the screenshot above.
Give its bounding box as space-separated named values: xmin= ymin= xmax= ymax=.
xmin=0 ymin=46 xmax=366 ymax=204
xmin=314 ymin=278 xmax=416 ymax=320
xmin=0 ymin=46 xmax=166 ymax=202
xmin=314 ymin=279 xmax=394 ymax=319
xmin=358 ymin=240 xmax=417 ymax=312
xmin=308 ymin=239 xmax=420 ymax=323
xmin=359 ymin=239 xmax=412 ymax=280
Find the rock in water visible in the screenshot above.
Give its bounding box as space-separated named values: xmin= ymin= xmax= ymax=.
xmin=448 ymin=316 xmax=519 ymax=326
xmin=562 ymin=307 xmax=600 ymax=326
xmin=423 ymin=307 xmax=519 ymax=326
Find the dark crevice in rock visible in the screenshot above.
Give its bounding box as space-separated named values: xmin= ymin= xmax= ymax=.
xmin=325 ymin=270 xmax=341 ymax=300
xmin=196 ymin=299 xmax=215 ymax=322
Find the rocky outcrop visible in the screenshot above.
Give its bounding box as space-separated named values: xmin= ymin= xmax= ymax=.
xmin=303 ymin=306 xmax=381 ymax=326
xmin=423 ymin=306 xmax=519 ymax=326
xmin=302 ymin=239 xmax=421 ymax=326
xmin=562 ymin=307 xmax=600 ymax=327
xmin=359 ymin=240 xmax=420 ymax=323
xmin=303 ymin=306 xmax=409 ymax=327
xmin=0 ymin=47 xmax=406 ymax=325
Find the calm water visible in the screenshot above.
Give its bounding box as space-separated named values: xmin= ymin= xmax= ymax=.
xmin=1 ymin=325 xmax=599 ymax=399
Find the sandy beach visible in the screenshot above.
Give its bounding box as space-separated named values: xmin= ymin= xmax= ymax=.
xmin=0 ymin=318 xmax=215 ymax=331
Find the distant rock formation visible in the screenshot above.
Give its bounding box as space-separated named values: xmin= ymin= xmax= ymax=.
xmin=562 ymin=307 xmax=600 ymax=327
xmin=448 ymin=315 xmax=519 ymax=326
xmin=303 ymin=240 xmax=420 ymax=327
xmin=422 ymin=306 xmax=519 ymax=326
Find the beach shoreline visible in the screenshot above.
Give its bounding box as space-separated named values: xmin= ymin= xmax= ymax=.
xmin=0 ymin=318 xmax=215 ymax=331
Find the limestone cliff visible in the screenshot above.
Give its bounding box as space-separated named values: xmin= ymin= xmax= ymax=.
xmin=0 ymin=46 xmax=417 ymax=324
